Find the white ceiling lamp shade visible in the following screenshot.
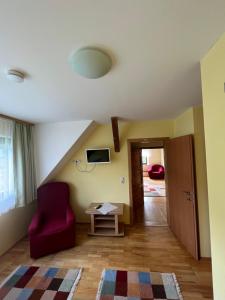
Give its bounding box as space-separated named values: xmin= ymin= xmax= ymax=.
xmin=6 ymin=69 xmax=25 ymax=83
xmin=69 ymin=47 xmax=112 ymax=79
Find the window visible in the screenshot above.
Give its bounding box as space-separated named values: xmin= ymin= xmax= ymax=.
xmin=0 ymin=120 xmax=15 ymax=214
xmin=0 ymin=117 xmax=36 ymax=214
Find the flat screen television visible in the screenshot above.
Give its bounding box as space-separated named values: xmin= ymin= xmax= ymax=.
xmin=86 ymin=148 xmax=110 ymax=164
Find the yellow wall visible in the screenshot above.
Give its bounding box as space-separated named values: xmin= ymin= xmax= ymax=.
xmin=55 ymin=120 xmax=174 ymax=224
xmin=173 ymin=106 xmax=211 ymax=257
xmin=173 ymin=107 xmax=194 ymax=137
xmin=193 ymin=107 xmax=211 ymax=258
xmin=55 ymin=108 xmax=210 ymax=257
xmin=201 ymin=33 xmax=225 ymax=298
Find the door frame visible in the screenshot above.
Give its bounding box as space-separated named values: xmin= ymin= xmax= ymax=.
xmin=127 ymin=137 xmax=169 ymax=225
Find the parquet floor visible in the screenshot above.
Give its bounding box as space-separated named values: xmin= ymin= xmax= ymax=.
xmin=136 ymin=197 xmax=168 ymax=226
xmin=0 ymin=224 xmax=213 ymax=299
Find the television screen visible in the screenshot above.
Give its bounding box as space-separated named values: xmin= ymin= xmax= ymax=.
xmin=86 ymin=148 xmax=110 ymax=164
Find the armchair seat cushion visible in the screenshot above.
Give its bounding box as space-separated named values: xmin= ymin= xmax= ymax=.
xmin=36 ymin=219 xmax=68 ymax=236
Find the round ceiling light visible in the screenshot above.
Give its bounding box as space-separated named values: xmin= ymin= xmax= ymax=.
xmin=6 ymin=69 xmax=25 ymax=83
xmin=69 ymin=47 xmax=112 ymax=79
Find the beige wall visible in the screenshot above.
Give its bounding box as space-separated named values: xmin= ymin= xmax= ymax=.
xmin=201 ymin=33 xmax=225 ymax=298
xmin=193 ymin=107 xmax=211 ymax=258
xmin=142 ymin=149 xmax=163 ymax=165
xmin=54 ymin=110 xmax=210 ymax=258
xmin=173 ymin=107 xmax=194 ymax=137
xmin=0 ymin=203 xmax=36 ymax=256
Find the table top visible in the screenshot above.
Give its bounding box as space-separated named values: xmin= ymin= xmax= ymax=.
xmin=85 ymin=202 xmax=124 ymax=215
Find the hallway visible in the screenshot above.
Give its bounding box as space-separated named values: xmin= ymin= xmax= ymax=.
xmin=136 ymin=196 xmax=167 ymax=226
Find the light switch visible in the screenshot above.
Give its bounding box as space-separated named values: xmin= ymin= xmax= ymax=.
xmin=120 ymin=176 xmax=125 ymax=184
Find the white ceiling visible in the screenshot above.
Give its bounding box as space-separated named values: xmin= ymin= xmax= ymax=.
xmin=0 ymin=0 xmax=225 ymax=124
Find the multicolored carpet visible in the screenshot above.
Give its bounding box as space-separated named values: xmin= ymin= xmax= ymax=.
xmin=0 ymin=265 xmax=82 ymax=300
xmin=96 ymin=269 xmax=183 ymax=300
xmin=144 ymin=180 xmax=166 ymax=197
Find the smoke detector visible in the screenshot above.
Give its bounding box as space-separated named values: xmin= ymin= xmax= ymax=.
xmin=6 ymin=69 xmax=25 ymax=83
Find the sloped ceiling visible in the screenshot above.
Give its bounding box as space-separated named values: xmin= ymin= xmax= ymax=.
xmin=34 ymin=120 xmax=95 ymax=186
xmin=0 ymin=0 xmax=225 ymax=123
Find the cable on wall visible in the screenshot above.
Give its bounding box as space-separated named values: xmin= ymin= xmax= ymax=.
xmin=73 ymin=160 xmax=96 ymax=173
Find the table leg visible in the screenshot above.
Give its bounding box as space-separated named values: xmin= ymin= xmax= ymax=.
xmin=91 ymin=215 xmax=95 ymax=234
xmin=115 ymin=215 xmax=119 ymax=235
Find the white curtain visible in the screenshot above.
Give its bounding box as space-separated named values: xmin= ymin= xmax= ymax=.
xmin=0 ymin=117 xmax=15 ymax=214
xmin=13 ymin=122 xmax=36 ymax=207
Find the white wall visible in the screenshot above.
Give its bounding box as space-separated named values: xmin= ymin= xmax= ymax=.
xmin=0 ymin=203 xmax=36 ymax=256
xmin=34 ymin=120 xmax=94 ymax=186
xmin=142 ymin=149 xmax=163 ymax=166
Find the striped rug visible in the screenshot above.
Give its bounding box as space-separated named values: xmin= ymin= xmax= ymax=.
xmin=96 ymin=269 xmax=183 ymax=300
xmin=0 ymin=265 xmax=82 ymax=299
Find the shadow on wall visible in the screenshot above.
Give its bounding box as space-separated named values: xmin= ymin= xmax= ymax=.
xmin=67 ymin=181 xmax=97 ymax=223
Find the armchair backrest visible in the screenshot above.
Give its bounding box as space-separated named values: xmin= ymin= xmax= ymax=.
xmin=37 ymin=182 xmax=70 ymax=221
xmin=151 ymin=164 xmax=164 ymax=172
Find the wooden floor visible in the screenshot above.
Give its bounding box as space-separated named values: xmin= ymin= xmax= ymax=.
xmin=136 ymin=196 xmax=168 ymax=226
xmin=0 ymin=224 xmax=213 ymax=299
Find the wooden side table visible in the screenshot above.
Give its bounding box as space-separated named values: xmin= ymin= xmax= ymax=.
xmin=85 ymin=203 xmax=124 ymax=236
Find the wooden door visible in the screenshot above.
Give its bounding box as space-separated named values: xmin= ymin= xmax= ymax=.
xmin=166 ymin=135 xmax=199 ymax=259
xmin=131 ymin=147 xmax=144 ymax=222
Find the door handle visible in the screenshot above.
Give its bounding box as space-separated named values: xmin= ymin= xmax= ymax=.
xmin=183 ymin=191 xmax=194 ymax=201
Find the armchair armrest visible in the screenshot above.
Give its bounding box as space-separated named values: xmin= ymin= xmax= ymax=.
xmin=28 ymin=211 xmax=43 ymax=235
xmin=66 ymin=206 xmax=75 ymax=226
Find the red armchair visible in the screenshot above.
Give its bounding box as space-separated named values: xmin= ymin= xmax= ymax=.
xmin=148 ymin=164 xmax=165 ymax=180
xmin=28 ymin=182 xmax=75 ymax=258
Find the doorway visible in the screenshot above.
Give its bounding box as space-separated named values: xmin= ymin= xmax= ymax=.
xmin=140 ymin=148 xmax=167 ymax=226
xmin=128 ymin=138 xmax=169 ymax=226
xmin=128 ymin=136 xmax=199 ymax=259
